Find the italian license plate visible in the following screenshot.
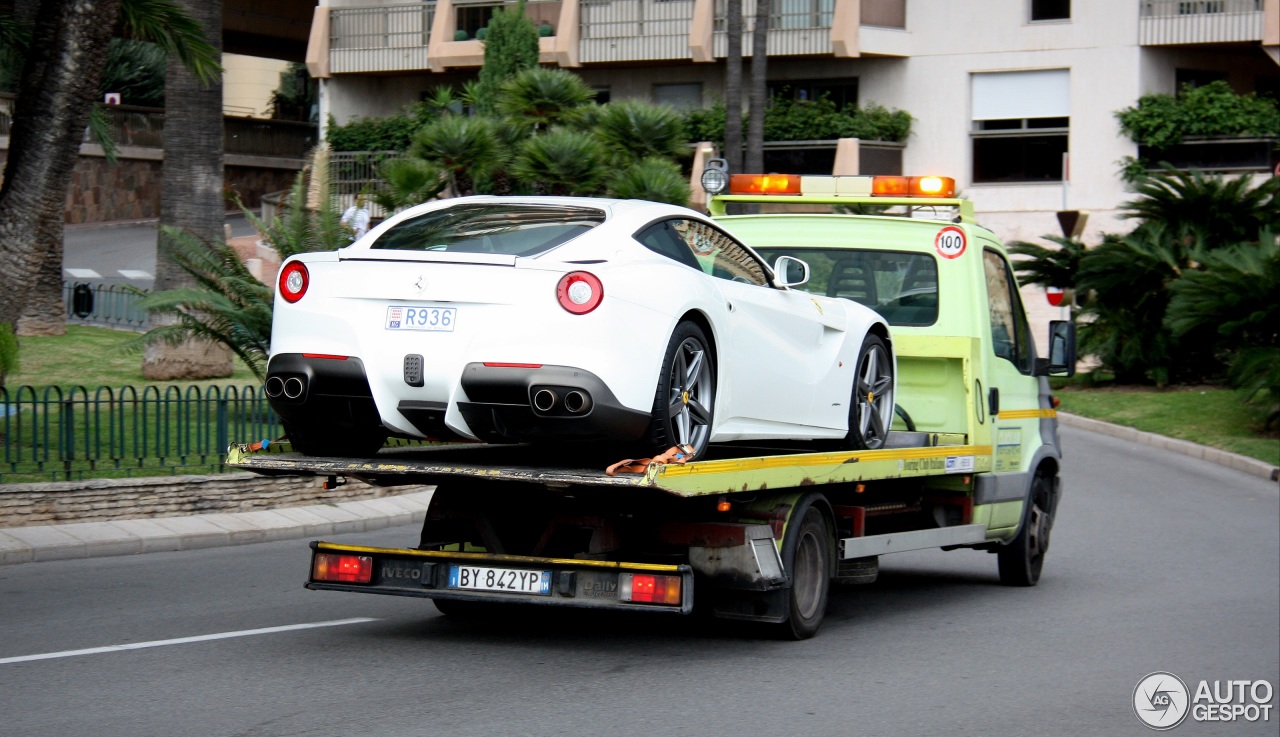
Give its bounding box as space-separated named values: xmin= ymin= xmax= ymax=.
xmin=386 ymin=305 xmax=456 ymax=332
xmin=447 ymin=565 xmax=552 ymax=596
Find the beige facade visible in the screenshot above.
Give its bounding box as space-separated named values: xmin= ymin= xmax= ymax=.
xmin=307 ymin=0 xmax=1279 ymax=259
xmin=223 ymin=53 xmax=292 ymax=118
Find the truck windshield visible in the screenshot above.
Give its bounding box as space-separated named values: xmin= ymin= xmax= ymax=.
xmin=753 ymin=248 xmax=939 ymax=326
xmin=372 ymin=204 xmax=606 ymax=256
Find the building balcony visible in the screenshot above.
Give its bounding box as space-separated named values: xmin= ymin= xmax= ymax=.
xmin=1138 ymin=0 xmax=1272 ymax=45
xmin=313 ymin=0 xmax=907 ymax=75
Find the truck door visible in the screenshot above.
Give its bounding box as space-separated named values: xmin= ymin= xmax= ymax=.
xmin=980 ymin=246 xmax=1042 ymax=530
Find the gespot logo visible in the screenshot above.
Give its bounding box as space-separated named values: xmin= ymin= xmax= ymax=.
xmin=1134 ymin=672 xmax=1276 ymax=730
xmin=1134 ymin=672 xmax=1190 ymax=730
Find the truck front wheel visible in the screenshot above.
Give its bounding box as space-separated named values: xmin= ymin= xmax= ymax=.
xmin=779 ymin=500 xmax=834 ymax=639
xmin=997 ymin=473 xmax=1054 ymax=586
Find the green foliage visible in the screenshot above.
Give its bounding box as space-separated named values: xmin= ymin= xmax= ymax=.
xmin=473 ymin=0 xmax=540 ymax=115
xmin=411 ymin=115 xmax=500 ymax=196
xmin=0 ymin=322 xmax=17 ymax=385
xmin=683 ymin=95 xmax=912 ymax=146
xmin=512 ymin=127 xmax=606 ymax=195
xmin=496 ymin=67 xmax=595 ymax=128
xmin=1120 ymin=165 xmax=1280 ymax=247
xmin=1115 ymin=80 xmax=1280 ymax=149
xmin=117 ymin=0 xmax=222 ymax=85
xmin=270 ymin=62 xmax=316 ymax=121
xmin=371 ymin=157 xmax=446 ymax=213
xmin=1007 ymin=234 xmax=1088 ymax=293
xmin=593 ymin=100 xmax=687 ymax=165
xmin=327 ymin=103 xmax=436 ymax=152
xmin=133 ymin=228 xmax=275 ymax=381
xmin=606 ymin=157 xmax=691 ymax=206
xmin=242 ymin=147 xmax=350 ymax=259
xmin=99 ymin=38 xmax=166 ymax=107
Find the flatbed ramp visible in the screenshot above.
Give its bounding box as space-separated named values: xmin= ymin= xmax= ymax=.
xmin=227 ymin=432 xmax=993 ymax=497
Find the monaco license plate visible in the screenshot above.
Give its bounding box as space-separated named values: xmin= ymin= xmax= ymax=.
xmin=386 ymin=306 xmax=456 ymax=332
xmin=447 ymin=565 xmax=552 ymax=596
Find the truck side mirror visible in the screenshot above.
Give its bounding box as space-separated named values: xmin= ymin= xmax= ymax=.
xmin=1036 ymin=320 xmax=1077 ymax=377
xmin=773 ymin=255 xmax=810 ymax=288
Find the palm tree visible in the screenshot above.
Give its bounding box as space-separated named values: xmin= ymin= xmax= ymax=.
xmin=744 ymin=0 xmax=770 ymax=174
xmin=144 ymin=0 xmax=228 ymax=380
xmin=1122 ymin=165 xmax=1280 ymax=248
xmin=607 ymin=157 xmax=691 ymax=205
xmin=0 ymin=0 xmax=217 ymax=335
xmin=495 ymin=67 xmax=594 ymax=129
xmin=1007 ymin=234 xmax=1089 ymax=315
xmin=593 ymin=100 xmax=687 ymax=166
xmin=723 ymin=0 xmax=744 ymax=173
xmin=512 ymin=127 xmax=606 ymax=196
xmin=410 ymin=115 xmax=500 ymax=196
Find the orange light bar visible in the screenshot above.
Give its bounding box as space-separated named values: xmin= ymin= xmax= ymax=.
xmin=872 ymin=176 xmax=955 ymax=198
xmin=729 ymin=174 xmax=802 ymax=195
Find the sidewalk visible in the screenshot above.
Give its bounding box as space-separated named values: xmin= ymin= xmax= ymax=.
xmin=1 ymin=415 xmax=1274 ymax=566
xmin=0 ymin=488 xmax=434 ymax=566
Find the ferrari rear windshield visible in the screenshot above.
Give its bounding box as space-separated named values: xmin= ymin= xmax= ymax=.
xmin=372 ymin=204 xmax=606 ymax=256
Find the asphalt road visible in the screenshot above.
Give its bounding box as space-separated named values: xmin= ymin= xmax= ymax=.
xmin=0 ymin=425 xmax=1276 ymax=737
xmin=63 ymin=216 xmax=257 ymax=291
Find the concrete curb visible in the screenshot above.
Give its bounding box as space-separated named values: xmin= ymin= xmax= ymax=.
xmin=1058 ymin=412 xmax=1279 ymax=482
xmin=0 ymin=488 xmax=433 ymax=566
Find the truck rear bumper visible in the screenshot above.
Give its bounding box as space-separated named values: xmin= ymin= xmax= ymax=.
xmin=307 ymin=541 xmax=695 ymax=614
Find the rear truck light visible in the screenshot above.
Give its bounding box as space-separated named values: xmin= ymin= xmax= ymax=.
xmin=313 ymin=553 xmax=373 ymax=584
xmin=618 ymin=572 xmax=682 ymax=606
xmin=279 ymin=261 xmax=309 ymax=303
xmin=556 ymin=271 xmax=603 ymax=315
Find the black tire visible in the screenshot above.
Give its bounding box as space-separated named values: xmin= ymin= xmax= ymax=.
xmin=998 ymin=473 xmax=1054 ymax=586
xmin=283 ymin=418 xmax=387 ymax=458
xmin=646 ymin=322 xmax=716 ymax=459
xmin=844 ymin=333 xmax=894 ymax=450
xmin=778 ymin=500 xmax=833 ymax=640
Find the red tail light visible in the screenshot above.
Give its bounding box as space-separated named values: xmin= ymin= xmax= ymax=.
xmin=556 ymin=271 xmax=603 ymax=315
xmin=619 ymin=573 xmax=682 ymax=605
xmin=279 ymin=261 xmax=310 ymax=303
xmin=312 ymin=553 xmax=373 ymax=583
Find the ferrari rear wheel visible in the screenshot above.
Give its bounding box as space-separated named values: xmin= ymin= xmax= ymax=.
xmin=845 ymin=333 xmax=894 ymax=450
xmin=647 ymin=322 xmax=715 ymax=459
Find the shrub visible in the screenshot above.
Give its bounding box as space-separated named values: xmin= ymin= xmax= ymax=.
xmin=1116 ymin=80 xmax=1280 ymax=149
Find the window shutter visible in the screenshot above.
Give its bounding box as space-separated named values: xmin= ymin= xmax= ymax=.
xmin=972 ymin=70 xmax=1070 ymax=121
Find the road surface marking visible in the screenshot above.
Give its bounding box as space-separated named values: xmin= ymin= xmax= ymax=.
xmin=0 ymin=617 xmax=379 ymax=665
xmin=63 ymin=268 xmax=101 ymax=278
xmin=118 ymin=269 xmax=152 ymax=280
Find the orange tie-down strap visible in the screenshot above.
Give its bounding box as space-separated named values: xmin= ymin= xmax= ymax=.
xmin=605 ymin=444 xmax=696 ymax=476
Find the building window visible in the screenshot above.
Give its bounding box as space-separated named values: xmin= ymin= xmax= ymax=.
xmin=1030 ymin=0 xmax=1070 ymax=21
xmin=971 ymin=70 xmax=1070 ymax=183
xmin=654 ymin=83 xmax=703 ymax=110
xmin=592 ymin=87 xmax=611 ymax=104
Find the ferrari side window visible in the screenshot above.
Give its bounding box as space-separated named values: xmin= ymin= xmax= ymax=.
xmin=634 ymin=220 xmax=704 ymax=271
xmin=671 ymin=220 xmax=769 ymax=286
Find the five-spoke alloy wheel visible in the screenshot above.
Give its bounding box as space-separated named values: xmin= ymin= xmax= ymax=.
xmin=648 ymin=322 xmax=716 ymax=459
xmin=846 ymin=333 xmax=894 ymax=450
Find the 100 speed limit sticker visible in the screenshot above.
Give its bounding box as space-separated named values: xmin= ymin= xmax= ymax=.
xmin=934 ymin=226 xmax=967 ymax=259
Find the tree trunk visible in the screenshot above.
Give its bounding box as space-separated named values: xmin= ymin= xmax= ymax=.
xmin=723 ymin=0 xmax=744 ymax=174
xmin=143 ymin=0 xmax=231 ymax=380
xmin=16 ymin=207 xmax=68 ymax=336
xmin=745 ymin=0 xmax=769 ymax=174
xmin=0 ymin=0 xmax=123 ymax=330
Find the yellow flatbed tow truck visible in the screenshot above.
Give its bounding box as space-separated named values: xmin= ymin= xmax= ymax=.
xmin=227 ymin=172 xmax=1076 ymax=639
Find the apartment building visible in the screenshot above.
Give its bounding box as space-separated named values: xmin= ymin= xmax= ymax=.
xmin=305 ymin=0 xmax=1279 ymax=247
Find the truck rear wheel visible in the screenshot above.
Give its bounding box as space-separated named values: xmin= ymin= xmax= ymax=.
xmin=997 ymin=473 xmax=1053 ymax=586
xmin=778 ymin=499 xmax=833 ymax=640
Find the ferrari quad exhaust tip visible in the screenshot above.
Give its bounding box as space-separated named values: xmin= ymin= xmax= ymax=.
xmin=283 ymin=377 xmax=306 ymax=400
xmin=264 ymin=376 xmax=285 ymax=398
xmin=563 ymin=390 xmax=591 ymax=414
xmin=532 ymin=389 xmax=558 ymax=413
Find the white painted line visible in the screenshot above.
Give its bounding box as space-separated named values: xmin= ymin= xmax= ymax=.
xmin=0 ymin=617 xmax=378 ymax=665
xmin=118 ymin=269 xmax=152 ymax=280
xmin=63 ymin=268 xmax=101 ymax=279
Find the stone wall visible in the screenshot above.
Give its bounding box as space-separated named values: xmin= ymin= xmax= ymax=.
xmin=0 ymin=147 xmax=302 ymax=225
xmin=0 ymin=473 xmax=420 ymax=528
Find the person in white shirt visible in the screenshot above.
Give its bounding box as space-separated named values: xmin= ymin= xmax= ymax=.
xmin=341 ymin=194 xmax=371 ymax=241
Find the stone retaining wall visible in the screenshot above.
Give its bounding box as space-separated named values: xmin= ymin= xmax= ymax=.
xmin=0 ymin=473 xmax=415 ymax=528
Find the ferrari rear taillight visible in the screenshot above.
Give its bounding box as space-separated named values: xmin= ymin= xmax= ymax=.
xmin=556 ymin=271 xmax=603 ymax=315
xmin=279 ymin=261 xmax=309 ymax=303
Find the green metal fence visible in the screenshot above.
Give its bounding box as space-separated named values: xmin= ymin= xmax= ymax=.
xmin=0 ymin=384 xmax=281 ymax=483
